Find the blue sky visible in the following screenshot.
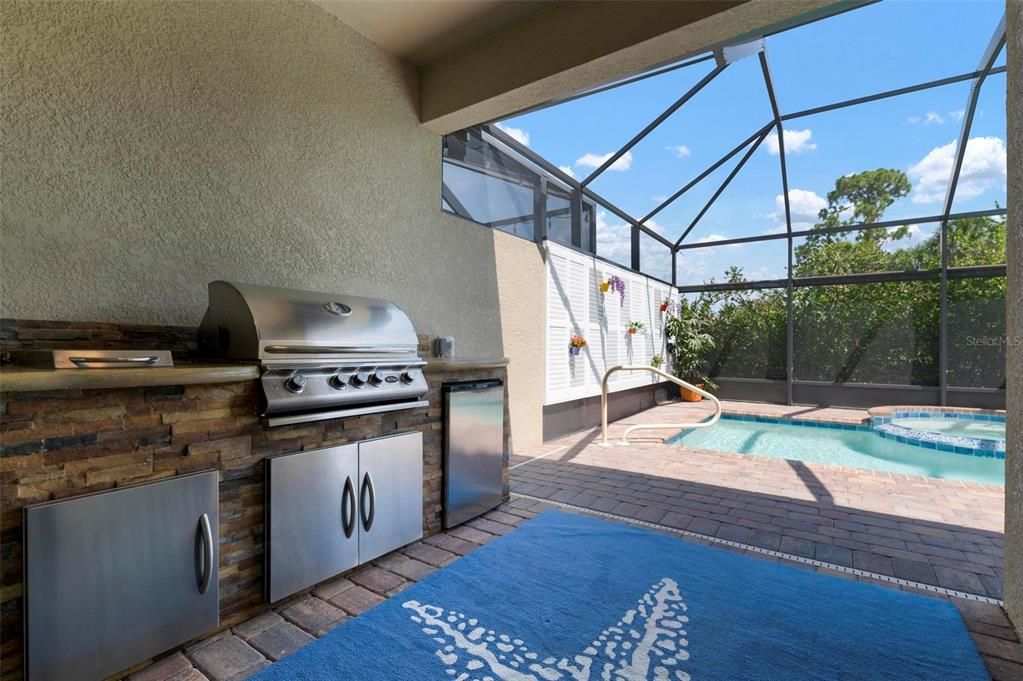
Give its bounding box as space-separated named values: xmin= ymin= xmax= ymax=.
xmin=498 ymin=0 xmax=1007 ymax=285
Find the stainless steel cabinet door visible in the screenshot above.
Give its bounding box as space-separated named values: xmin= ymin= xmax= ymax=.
xmin=444 ymin=382 xmax=505 ymax=527
xmin=357 ymin=432 xmax=423 ymax=563
xmin=25 ymin=471 xmax=219 ymax=681
xmin=266 ymin=444 xmax=359 ymax=602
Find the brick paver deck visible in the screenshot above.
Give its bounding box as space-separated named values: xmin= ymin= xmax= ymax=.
xmin=123 ymin=498 xmax=1021 ymax=681
xmin=511 ymin=401 xmax=1005 ymax=600
xmin=123 ymin=401 xmax=1019 ymax=681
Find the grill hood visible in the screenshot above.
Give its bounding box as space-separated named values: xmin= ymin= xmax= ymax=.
xmin=198 ymin=281 xmax=429 ymax=427
xmin=198 ymin=281 xmax=420 ymax=364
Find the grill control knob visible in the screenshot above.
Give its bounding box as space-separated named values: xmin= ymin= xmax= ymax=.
xmin=400 ymin=371 xmax=417 ymax=384
xmin=368 ymin=371 xmax=384 ymax=386
xmin=329 ymin=373 xmax=347 ymax=390
xmin=285 ymin=373 xmax=307 ymax=394
xmin=350 ymin=372 xmax=368 ymax=388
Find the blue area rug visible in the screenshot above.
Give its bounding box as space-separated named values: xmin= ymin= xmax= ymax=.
xmin=249 ymin=510 xmax=989 ymax=680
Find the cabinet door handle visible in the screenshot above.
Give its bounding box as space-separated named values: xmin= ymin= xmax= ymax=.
xmin=360 ymin=472 xmax=375 ymax=532
xmin=196 ymin=512 xmax=213 ymax=594
xmin=341 ymin=476 xmax=356 ymax=538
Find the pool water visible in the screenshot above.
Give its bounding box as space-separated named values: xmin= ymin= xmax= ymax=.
xmin=670 ymin=418 xmax=1004 ymax=485
xmin=889 ymin=417 xmax=1005 ymax=441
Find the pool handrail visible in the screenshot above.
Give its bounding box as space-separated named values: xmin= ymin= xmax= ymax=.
xmin=601 ymin=365 xmax=722 ymax=445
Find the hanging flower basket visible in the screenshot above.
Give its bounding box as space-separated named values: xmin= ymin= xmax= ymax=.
xmin=659 ymin=299 xmax=670 ymax=313
xmin=626 ymin=321 xmax=645 ymax=335
xmin=600 ymin=275 xmax=626 ymax=304
xmin=651 ymin=354 xmax=663 ymax=368
xmin=569 ymin=335 xmax=587 ymax=356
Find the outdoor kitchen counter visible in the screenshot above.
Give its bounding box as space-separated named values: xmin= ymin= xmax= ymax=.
xmin=0 ymin=357 xmax=510 ymax=392
xmin=0 ymin=363 xmax=261 ymax=393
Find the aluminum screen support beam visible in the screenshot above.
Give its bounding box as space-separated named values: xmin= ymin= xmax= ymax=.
xmin=759 ymin=49 xmax=795 ymax=404
xmin=781 ymin=65 xmax=1007 ymax=122
xmin=441 ymin=182 xmax=472 ymax=221
xmin=673 ymin=128 xmax=770 ymax=247
xmin=674 ymin=208 xmax=1007 ymax=251
xmin=937 ymin=15 xmax=1005 ymax=406
xmin=642 ymin=123 xmax=772 ymax=226
xmin=580 ymin=64 xmax=727 ymax=187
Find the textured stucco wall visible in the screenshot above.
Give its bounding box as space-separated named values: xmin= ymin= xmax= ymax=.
xmin=1004 ymin=0 xmax=1022 ymax=638
xmin=0 ymin=0 xmax=505 ymax=357
xmin=493 ymin=233 xmax=546 ymax=451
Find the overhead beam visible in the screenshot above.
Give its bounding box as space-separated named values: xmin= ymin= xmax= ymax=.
xmin=419 ymin=0 xmax=866 ymax=134
xmin=580 ymin=64 xmax=727 ymax=186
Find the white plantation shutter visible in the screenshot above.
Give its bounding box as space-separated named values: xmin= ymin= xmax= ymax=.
xmin=544 ymin=242 xmax=676 ymax=405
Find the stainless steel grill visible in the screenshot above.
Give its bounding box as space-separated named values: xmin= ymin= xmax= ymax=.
xmin=198 ymin=281 xmax=428 ymax=427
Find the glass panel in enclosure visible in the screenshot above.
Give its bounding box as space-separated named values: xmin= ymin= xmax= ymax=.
xmin=639 ymin=232 xmax=671 ymax=283
xmin=580 ymin=201 xmax=595 ymax=253
xmin=791 ymin=223 xmax=940 ymax=277
xmin=684 ymin=289 xmax=787 ymax=380
xmin=588 ymin=52 xmax=773 ymax=221
xmin=947 ymin=277 xmax=1007 ymax=389
xmin=497 ymin=57 xmax=717 ymax=189
xmin=545 ymin=184 xmax=573 ymax=246
xmin=676 ymin=237 xmax=787 ymax=287
xmin=951 ymin=73 xmax=1007 ymax=214
xmin=442 ymin=129 xmax=538 ymax=239
xmin=948 ymin=214 xmax=1006 ymax=267
xmin=767 ymin=0 xmax=1005 ymax=113
xmin=595 ymin=205 xmax=633 ymax=269
xmin=792 ymin=281 xmax=940 ymax=386
xmin=783 ymin=80 xmax=972 ymax=228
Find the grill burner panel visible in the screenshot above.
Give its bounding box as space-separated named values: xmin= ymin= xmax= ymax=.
xmin=198 ymin=281 xmax=428 ymax=426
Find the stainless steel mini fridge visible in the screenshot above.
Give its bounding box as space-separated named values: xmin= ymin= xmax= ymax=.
xmin=443 ymin=379 xmax=505 ymax=528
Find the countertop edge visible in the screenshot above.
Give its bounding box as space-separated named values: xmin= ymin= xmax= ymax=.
xmin=423 ymin=357 xmax=510 ymax=372
xmin=0 ymin=358 xmax=510 ymax=393
xmin=0 ymin=365 xmax=262 ymax=393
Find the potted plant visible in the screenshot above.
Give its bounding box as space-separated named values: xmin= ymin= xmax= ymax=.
xmin=659 ymin=299 xmax=670 ymax=313
xmin=568 ymin=335 xmax=587 ymax=356
xmin=625 ymin=321 xmax=645 ymax=335
xmin=650 ymin=354 xmax=663 ymax=369
xmin=664 ymin=300 xmax=716 ymax=401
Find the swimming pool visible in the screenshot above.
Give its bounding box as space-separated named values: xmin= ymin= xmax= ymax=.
xmin=668 ymin=414 xmax=1005 ymax=485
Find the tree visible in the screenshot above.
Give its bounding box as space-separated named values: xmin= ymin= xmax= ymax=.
xmin=692 ymin=170 xmax=1006 ymax=389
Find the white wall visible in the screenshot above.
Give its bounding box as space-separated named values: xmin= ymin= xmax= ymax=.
xmin=545 ymin=242 xmax=675 ymax=405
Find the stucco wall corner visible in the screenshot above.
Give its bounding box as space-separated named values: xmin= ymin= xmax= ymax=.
xmin=1004 ymin=0 xmax=1023 ymax=639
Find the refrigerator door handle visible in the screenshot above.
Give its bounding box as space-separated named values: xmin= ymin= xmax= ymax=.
xmin=342 ymin=476 xmax=356 ymax=538
xmin=196 ymin=512 xmax=214 ymax=594
xmin=360 ymin=472 xmax=375 ymax=532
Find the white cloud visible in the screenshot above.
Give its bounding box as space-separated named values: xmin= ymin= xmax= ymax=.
xmin=769 ymin=188 xmax=828 ymax=229
xmin=766 ymin=128 xmax=817 ymax=156
xmin=949 ymin=109 xmax=965 ymax=122
xmin=575 ymin=150 xmax=633 ymax=172
xmin=666 ymin=144 xmax=691 ymax=158
xmin=558 ymin=165 xmax=576 ymax=179
xmin=908 ymin=111 xmax=945 ymax=125
xmin=908 ymin=136 xmax=1007 ymax=204
xmin=495 ymin=123 xmax=529 ymax=147
xmin=907 ymin=115 xmax=922 ymax=125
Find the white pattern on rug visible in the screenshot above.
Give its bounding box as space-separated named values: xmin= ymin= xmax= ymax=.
xmin=403 ymin=577 xmax=690 ymax=681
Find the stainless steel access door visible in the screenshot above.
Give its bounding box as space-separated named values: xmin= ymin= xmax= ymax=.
xmin=443 ymin=380 xmax=505 ymax=528
xmin=266 ymin=444 xmax=359 ymax=602
xmin=25 ymin=470 xmax=219 ymax=681
xmin=357 ymin=432 xmax=423 ymax=563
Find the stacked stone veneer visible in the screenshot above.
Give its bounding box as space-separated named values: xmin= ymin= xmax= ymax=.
xmin=0 ymin=354 xmax=508 ymax=681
